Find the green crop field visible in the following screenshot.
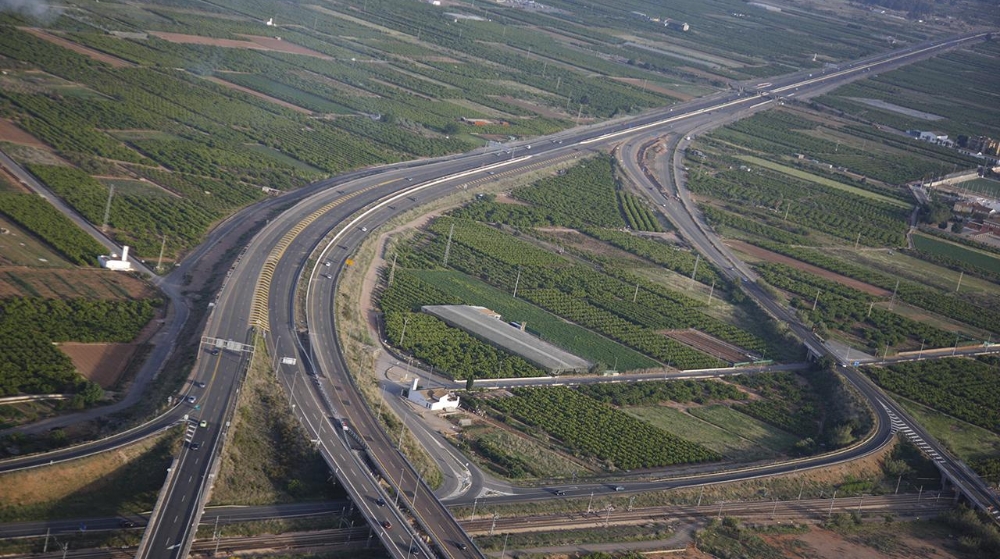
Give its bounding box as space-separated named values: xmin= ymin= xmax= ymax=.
xmin=897 ymin=397 xmax=1000 ymax=464
xmin=736 ymin=155 xmax=910 ymax=208
xmin=625 ymin=405 xmax=784 ymax=461
xmin=912 ymin=233 xmax=1000 ymax=275
xmin=955 ymin=178 xmax=1000 ymax=198
xmin=410 ymin=270 xmax=659 ymax=371
xmin=688 ymin=404 xmax=800 ymax=453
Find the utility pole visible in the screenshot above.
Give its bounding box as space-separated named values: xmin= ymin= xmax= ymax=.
xmin=627 ymin=495 xmax=635 ymax=512
xmin=490 ymin=512 xmax=498 ymax=536
xmin=633 ymin=283 xmax=639 ymax=303
xmin=156 ymin=235 xmax=167 ymax=273
xmin=604 ymin=505 xmax=612 ymax=527
xmin=388 ymin=253 xmax=397 ymax=286
xmin=812 ymin=288 xmax=821 ymax=312
xmin=513 ymin=268 xmax=521 ymax=298
xmin=442 ymin=223 xmax=454 ymax=267
xmin=956 ymin=270 xmax=963 ymax=292
xmin=697 ymin=485 xmax=704 ymax=506
xmin=867 ymin=301 xmax=874 ymax=318
xmin=689 ymin=254 xmax=700 ymax=289
xmin=587 ymin=491 xmax=594 ymax=513
xmin=43 ymin=529 xmax=50 ymax=553
xmin=102 ymin=186 xmax=114 ymax=232
xmin=399 ymin=316 xmax=410 ymax=347
xmin=854 ymin=231 xmax=861 ymax=249
xmin=889 ymin=279 xmax=899 ymax=309
xmin=828 ymin=490 xmax=837 ymax=518
xmin=895 ymin=475 xmax=902 ymax=495
xmin=707 ymin=280 xmax=715 ymax=306
xmin=500 ymin=534 xmax=509 ymax=559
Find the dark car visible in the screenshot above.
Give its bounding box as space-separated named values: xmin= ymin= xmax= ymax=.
xmin=381 ymin=520 xmax=392 ymax=530
xmin=555 ymin=490 xmax=567 ymax=496
xmin=456 ymin=542 xmax=468 ymax=551
xmin=120 ymin=519 xmax=136 ymax=528
xmin=190 ymin=442 xmax=201 ymax=450
xmin=376 ymin=498 xmax=386 ymax=507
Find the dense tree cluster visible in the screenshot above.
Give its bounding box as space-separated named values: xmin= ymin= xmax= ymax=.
xmin=0 ymin=298 xmax=157 ymax=398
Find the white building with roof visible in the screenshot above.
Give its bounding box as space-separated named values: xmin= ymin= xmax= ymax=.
xmin=98 ymin=246 xmax=133 ymax=271
xmin=407 ymin=378 xmax=460 ymax=411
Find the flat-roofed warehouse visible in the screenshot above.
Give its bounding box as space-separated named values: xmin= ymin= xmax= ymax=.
xmin=421 ymin=305 xmax=592 ymax=374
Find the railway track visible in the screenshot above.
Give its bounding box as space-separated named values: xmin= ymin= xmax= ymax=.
xmin=2 ymin=493 xmax=954 ymax=559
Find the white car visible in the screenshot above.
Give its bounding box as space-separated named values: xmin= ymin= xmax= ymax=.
xmin=361 ymin=226 xmax=368 ymax=232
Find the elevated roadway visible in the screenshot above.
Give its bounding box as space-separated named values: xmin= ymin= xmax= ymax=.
xmin=141 ymin=28 xmax=996 ymax=559
xmin=0 ymin=29 xmax=990 ymax=559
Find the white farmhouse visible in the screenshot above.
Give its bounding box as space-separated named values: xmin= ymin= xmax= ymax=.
xmin=406 ymin=378 xmax=460 ymax=411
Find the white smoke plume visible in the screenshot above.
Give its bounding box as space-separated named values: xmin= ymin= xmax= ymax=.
xmin=0 ymin=0 xmax=63 ymax=22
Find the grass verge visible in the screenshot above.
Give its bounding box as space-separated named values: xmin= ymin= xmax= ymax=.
xmin=209 ymin=338 xmax=342 ymax=505
xmin=895 ymin=396 xmax=1000 ymax=464
xmin=0 ymin=429 xmax=176 ymax=522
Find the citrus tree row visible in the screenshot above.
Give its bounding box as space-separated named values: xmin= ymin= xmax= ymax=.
xmin=484 ymin=387 xmax=720 ymax=469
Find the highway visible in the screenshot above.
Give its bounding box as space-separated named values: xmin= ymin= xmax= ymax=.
xmin=0 ymin=29 xmax=991 ymax=559
xmin=141 ymin=28 xmax=997 ymax=559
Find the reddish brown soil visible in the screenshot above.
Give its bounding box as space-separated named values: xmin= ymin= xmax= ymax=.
xmin=664 ymin=328 xmax=751 ymax=363
xmin=204 ymin=76 xmax=312 ymax=114
xmin=727 ymin=240 xmax=891 ymax=297
xmin=149 ymin=31 xmax=333 ymax=59
xmin=0 ymin=268 xmax=159 ymax=300
xmin=60 ymin=343 xmax=138 ymax=389
xmin=20 ymin=28 xmax=133 ymax=68
xmin=0 ymin=119 xmax=47 ymax=148
xmin=612 ymin=77 xmax=694 ymax=101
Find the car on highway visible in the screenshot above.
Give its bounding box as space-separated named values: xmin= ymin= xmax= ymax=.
xmin=381 ymin=520 xmax=392 ymax=530
xmin=361 ymin=226 xmax=367 ymax=232
xmin=456 ymin=542 xmax=469 ymax=550
xmin=614 ymin=485 xmax=626 ymax=491
xmin=199 ymin=420 xmax=208 ymax=428
xmin=376 ymin=497 xmax=386 ymax=507
xmin=322 ymin=274 xmax=332 ymax=279
xmin=186 ymin=395 xmax=197 ymax=404
xmin=120 ymin=519 xmax=136 ymax=528
xmin=210 ymin=348 xmax=220 ymax=355
xmin=555 ymin=490 xmax=567 ymax=496
xmin=190 ymin=442 xmax=201 ymax=450
xmin=194 ymin=381 xmax=206 ymax=388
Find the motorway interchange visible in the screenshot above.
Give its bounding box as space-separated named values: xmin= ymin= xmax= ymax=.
xmin=2 ymin=30 xmax=997 ymax=559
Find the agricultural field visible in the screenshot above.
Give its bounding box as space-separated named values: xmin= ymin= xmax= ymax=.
xmin=689 ymin=46 xmax=1000 ymax=348
xmin=911 ymin=232 xmax=1000 ymax=277
xmin=0 ymin=0 xmax=978 ymax=259
xmin=460 ymin=371 xmax=853 ymax=476
xmin=383 ymin=158 xmax=786 ymax=376
xmin=863 ymin=357 xmax=1000 ymax=434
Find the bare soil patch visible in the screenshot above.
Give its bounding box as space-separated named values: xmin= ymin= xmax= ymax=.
xmin=664 ymin=329 xmax=752 ymax=363
xmin=727 ymin=240 xmax=890 ymax=297
xmin=204 ymin=76 xmax=312 ymax=114
xmin=149 ymin=31 xmax=333 ymax=60
xmin=0 ymin=119 xmax=46 ymax=148
xmin=612 ymin=77 xmax=693 ymax=100
xmin=0 ymin=267 xmax=159 ymax=299
xmin=60 ymin=343 xmax=139 ymax=389
xmin=769 ymin=524 xmax=963 ymax=559
xmin=20 ymin=28 xmax=133 ymax=68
